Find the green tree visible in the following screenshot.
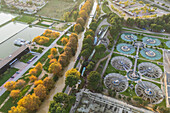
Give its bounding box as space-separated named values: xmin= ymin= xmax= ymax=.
xmin=65 ymin=75 xmax=79 ymax=87
xmin=87 ymin=71 xmax=101 ymax=90
xmin=49 ymin=101 xmax=66 ymax=113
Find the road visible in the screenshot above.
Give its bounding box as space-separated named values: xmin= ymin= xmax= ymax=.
xmin=123 ymin=27 xmax=170 ymax=37
xmin=36 ymin=0 xmax=98 ymax=112
xmin=0 ymin=24 xmax=74 ymax=96
xmin=101 ymin=33 xmax=120 ymax=77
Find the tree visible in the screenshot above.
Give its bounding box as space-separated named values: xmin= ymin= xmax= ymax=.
xmin=65 ymin=75 xmax=79 ymax=87
xmin=63 ymin=12 xmax=70 ymax=21
xmin=95 ymin=44 xmax=106 ymax=53
xmin=17 ymin=94 xmax=41 ymax=111
xmin=84 ymin=29 xmax=95 ymax=37
xmin=53 ymin=92 xmax=69 ymax=103
xmin=35 ymin=62 xmax=43 ymax=71
xmin=58 ymin=53 xmax=69 ymax=67
xmin=79 ymin=10 xmax=88 ymax=20
xmin=15 ymin=79 xmax=26 ymax=89
xmin=29 ymin=75 xmax=37 ymax=82
xmin=48 ymin=62 xmax=62 ymax=75
xmin=86 ymin=35 xmax=94 ymax=42
xmin=61 ymin=37 xmax=68 ymax=45
xmin=49 ymin=58 xmax=57 ymax=64
xmin=65 ymin=68 xmax=80 ymax=78
xmin=4 ymin=81 xmax=16 ymax=91
xmin=83 ymin=38 xmax=93 ymax=46
xmin=29 ymin=68 xmax=37 ymax=75
xmin=86 ymin=61 xmax=95 ymax=72
xmin=87 ymin=71 xmax=101 ymax=90
xmin=81 ymin=48 xmax=91 ymax=59
xmin=9 ymin=106 xmax=28 ymax=113
xmin=10 ymin=90 xmax=21 ymax=99
xmin=74 ymin=23 xmax=83 ymax=33
xmin=48 ymin=54 xmax=54 ymax=59
xmin=49 ymin=101 xmax=66 ymax=113
xmin=127 ymin=18 xmax=135 ymax=26
xmin=34 ymin=84 xmax=47 ymax=100
xmin=76 ymin=17 xmax=85 ymax=27
xmin=34 ymin=80 xmax=43 ymax=86
xmin=43 ymin=77 xmax=54 ymax=90
xmin=64 ymin=46 xmax=72 ymax=57
xmin=89 ymin=21 xmax=98 ymax=31
xmin=73 ymin=11 xmax=78 ymax=21
xmin=50 ymin=48 xmax=58 ymax=55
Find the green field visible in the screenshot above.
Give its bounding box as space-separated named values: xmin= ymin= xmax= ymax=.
xmin=0 ymin=68 xmax=19 ymax=86
xmin=37 ymin=0 xmax=82 ymax=19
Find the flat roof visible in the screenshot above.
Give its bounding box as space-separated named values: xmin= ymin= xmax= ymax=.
xmin=0 ymin=45 xmax=28 ymax=69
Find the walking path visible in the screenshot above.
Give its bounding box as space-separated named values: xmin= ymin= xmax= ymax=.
xmin=101 ymin=33 xmax=120 ymax=77
xmin=94 ymin=54 xmax=109 ymax=71
xmin=36 ymin=1 xmax=98 ymax=113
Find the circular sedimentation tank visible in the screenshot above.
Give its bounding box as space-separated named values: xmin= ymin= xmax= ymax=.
xmin=135 ymin=81 xmax=164 ymax=104
xmin=138 ymin=62 xmax=162 ymax=79
xmin=104 ymin=73 xmax=128 ymax=92
xmin=111 ymin=56 xmax=132 ymax=71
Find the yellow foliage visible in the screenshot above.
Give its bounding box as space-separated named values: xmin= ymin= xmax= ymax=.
xmin=29 ymin=75 xmax=37 ymax=82
xmin=4 ymin=81 xmax=16 ymax=91
xmin=10 ymin=90 xmax=21 ymax=99
xmin=65 ymin=68 xmax=80 ymax=79
xmin=34 ymin=80 xmax=43 ymax=86
xmin=34 ymin=84 xmax=47 ymax=100
xmin=9 ymin=105 xmax=28 ymax=113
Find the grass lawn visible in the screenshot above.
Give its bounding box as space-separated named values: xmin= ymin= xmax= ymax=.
xmin=58 ymin=47 xmax=64 ymax=54
xmin=0 ymin=91 xmax=10 ymax=105
xmin=102 ymin=3 xmax=112 ymax=14
xmin=120 ymin=87 xmax=137 ymax=97
xmin=0 ymin=68 xmax=19 ymax=86
xmin=15 ymin=15 xmax=36 ymax=24
xmin=41 ymin=38 xmax=56 ymax=47
xmin=0 ymin=85 xmax=31 ymax=113
xmin=20 ymin=53 xmax=34 ymax=63
xmin=34 ymin=49 xmax=51 ymax=65
xmin=37 ymin=0 xmax=77 ymax=19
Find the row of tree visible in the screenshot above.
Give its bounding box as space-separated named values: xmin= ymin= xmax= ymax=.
xmin=74 ymin=0 xmax=94 ymax=33
xmin=8 ymin=77 xmax=55 ymax=113
xmin=33 ymin=30 xmax=60 ymax=45
xmin=47 ymin=33 xmax=78 ymax=77
xmin=126 ymin=14 xmax=170 ymax=33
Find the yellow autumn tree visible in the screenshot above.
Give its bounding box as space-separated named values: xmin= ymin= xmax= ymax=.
xmin=34 ymin=80 xmax=43 ymax=86
xmin=50 ymin=48 xmax=58 ymax=55
xmin=10 ymin=90 xmax=21 ymax=99
xmin=29 ymin=75 xmax=37 ymax=82
xmin=61 ymin=37 xmax=68 ymax=45
xmin=9 ymin=106 xmax=28 ymax=113
xmin=43 ymin=77 xmax=54 ymax=90
xmin=4 ymin=81 xmax=16 ymax=91
xmin=17 ymin=94 xmax=41 ymax=111
xmin=35 ymin=62 xmax=43 ymax=71
xmin=48 ymin=62 xmax=62 ymax=75
xmin=34 ymin=84 xmax=47 ymax=100
xmin=15 ymin=79 xmax=26 ymax=89
xmin=29 ymin=68 xmax=37 ymax=75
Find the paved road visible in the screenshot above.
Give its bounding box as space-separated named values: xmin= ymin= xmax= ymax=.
xmin=123 ymin=27 xmax=170 ymax=37
xmin=0 ymin=24 xmax=74 ymax=96
xmin=101 ymin=33 xmax=120 ymax=77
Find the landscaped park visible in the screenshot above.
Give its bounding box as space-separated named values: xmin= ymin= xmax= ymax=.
xmin=0 ymin=0 xmax=170 ymax=113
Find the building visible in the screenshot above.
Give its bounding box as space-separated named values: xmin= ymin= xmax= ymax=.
xmin=0 ymin=46 xmax=29 ymax=74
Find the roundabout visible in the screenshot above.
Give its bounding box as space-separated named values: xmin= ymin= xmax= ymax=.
xmin=121 ymin=33 xmax=137 ymax=42
xmin=142 ymin=37 xmax=161 ymax=46
xmin=104 ymin=73 xmax=128 ymax=92
xmin=140 ymin=48 xmax=162 ymax=60
xmin=117 ymin=43 xmax=135 ymax=54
